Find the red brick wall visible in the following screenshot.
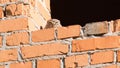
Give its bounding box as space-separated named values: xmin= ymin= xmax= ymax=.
xmin=0 ymin=0 xmax=120 ymax=68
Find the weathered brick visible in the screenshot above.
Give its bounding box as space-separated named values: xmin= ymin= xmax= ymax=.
xmin=37 ymin=59 xmax=60 ymax=68
xmin=103 ymin=64 xmax=120 ymax=68
xmin=72 ymin=38 xmax=96 ymax=52
xmin=21 ymin=43 xmax=68 ymax=59
xmin=0 ymin=0 xmax=17 ymax=4
xmin=117 ymin=50 xmax=120 ymax=62
xmin=10 ymin=62 xmax=32 ymax=68
xmin=0 ymin=36 xmax=2 ymax=47
xmin=0 ymin=17 xmax=28 ymax=32
xmin=91 ymin=51 xmax=114 ymax=64
xmin=32 ymin=28 xmax=54 ymax=42
xmin=57 ymin=25 xmax=81 ymax=39
xmin=65 ymin=54 xmax=88 ymax=68
xmin=0 ymin=7 xmax=4 ymax=18
xmin=95 ymin=36 xmax=120 ymax=49
xmin=0 ymin=49 xmax=18 ymax=62
xmin=37 ymin=0 xmax=51 ymax=20
xmin=6 ymin=4 xmax=16 ymax=16
xmin=6 ymin=32 xmax=29 ymax=46
xmin=84 ymin=21 xmax=108 ymax=35
xmin=113 ymin=19 xmax=120 ymax=32
xmin=15 ymin=3 xmax=23 ymax=15
xmin=0 ymin=66 xmax=4 ymax=68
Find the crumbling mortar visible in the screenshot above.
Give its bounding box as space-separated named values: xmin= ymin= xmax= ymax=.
xmin=32 ymin=59 xmax=37 ymax=68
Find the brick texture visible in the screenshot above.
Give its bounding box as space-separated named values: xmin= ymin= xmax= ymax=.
xmin=6 ymin=32 xmax=29 ymax=46
xmin=57 ymin=25 xmax=81 ymax=39
xmin=0 ymin=7 xmax=4 ymax=18
xmin=72 ymin=38 xmax=96 ymax=52
xmin=91 ymin=51 xmax=114 ymax=64
xmin=0 ymin=49 xmax=18 ymax=62
xmin=0 ymin=17 xmax=28 ymax=32
xmin=65 ymin=54 xmax=89 ymax=68
xmin=0 ymin=36 xmax=2 ymax=47
xmin=114 ymin=19 xmax=120 ymax=32
xmin=10 ymin=62 xmax=32 ymax=68
xmin=6 ymin=4 xmax=16 ymax=16
xmin=37 ymin=59 xmax=60 ymax=68
xmin=0 ymin=66 xmax=4 ymax=68
xmin=84 ymin=21 xmax=108 ymax=35
xmin=21 ymin=43 xmax=68 ymax=59
xmin=117 ymin=50 xmax=120 ymax=62
xmin=103 ymin=64 xmax=120 ymax=68
xmin=32 ymin=28 xmax=54 ymax=42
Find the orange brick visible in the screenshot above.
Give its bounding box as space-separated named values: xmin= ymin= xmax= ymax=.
xmin=114 ymin=19 xmax=120 ymax=32
xmin=72 ymin=38 xmax=96 ymax=52
xmin=117 ymin=50 xmax=120 ymax=62
xmin=0 ymin=7 xmax=4 ymax=18
xmin=21 ymin=43 xmax=68 ymax=59
xmin=37 ymin=0 xmax=51 ymax=20
xmin=10 ymin=62 xmax=32 ymax=68
xmin=6 ymin=4 xmax=16 ymax=16
xmin=0 ymin=49 xmax=18 ymax=62
xmin=0 ymin=17 xmax=28 ymax=32
xmin=32 ymin=28 xmax=54 ymax=42
xmin=0 ymin=66 xmax=4 ymax=68
xmin=57 ymin=25 xmax=81 ymax=39
xmin=65 ymin=54 xmax=89 ymax=68
xmin=91 ymin=51 xmax=114 ymax=64
xmin=95 ymin=36 xmax=120 ymax=49
xmin=15 ymin=3 xmax=23 ymax=15
xmin=0 ymin=36 xmax=2 ymax=47
xmin=103 ymin=64 xmax=120 ymax=68
xmin=6 ymin=32 xmax=29 ymax=46
xmin=37 ymin=59 xmax=60 ymax=68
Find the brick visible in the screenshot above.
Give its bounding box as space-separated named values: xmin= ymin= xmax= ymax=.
xmin=117 ymin=50 xmax=120 ymax=62
xmin=95 ymin=36 xmax=120 ymax=49
xmin=37 ymin=0 xmax=51 ymax=20
xmin=91 ymin=51 xmax=114 ymax=64
xmin=58 ymin=25 xmax=81 ymax=39
xmin=0 ymin=17 xmax=28 ymax=32
xmin=6 ymin=32 xmax=29 ymax=46
xmin=84 ymin=21 xmax=108 ymax=35
xmin=37 ymin=59 xmax=60 ymax=68
xmin=32 ymin=28 xmax=54 ymax=42
xmin=113 ymin=19 xmax=120 ymax=32
xmin=0 ymin=7 xmax=4 ymax=18
xmin=21 ymin=43 xmax=68 ymax=59
xmin=10 ymin=62 xmax=32 ymax=68
xmin=6 ymin=4 xmax=16 ymax=16
xmin=65 ymin=54 xmax=89 ymax=68
xmin=0 ymin=66 xmax=4 ymax=68
xmin=15 ymin=3 xmax=23 ymax=15
xmin=72 ymin=38 xmax=96 ymax=52
xmin=103 ymin=64 xmax=120 ymax=68
xmin=0 ymin=49 xmax=18 ymax=62
xmin=0 ymin=36 xmax=2 ymax=47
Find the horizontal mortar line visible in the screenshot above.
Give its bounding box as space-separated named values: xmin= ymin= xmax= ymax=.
xmin=69 ymin=48 xmax=120 ymax=56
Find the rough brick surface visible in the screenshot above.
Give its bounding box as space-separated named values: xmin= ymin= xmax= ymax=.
xmin=15 ymin=3 xmax=23 ymax=15
xmin=84 ymin=21 xmax=108 ymax=35
xmin=21 ymin=43 xmax=68 ymax=59
xmin=114 ymin=19 xmax=120 ymax=32
xmin=117 ymin=50 xmax=120 ymax=62
xmin=95 ymin=36 xmax=120 ymax=49
xmin=37 ymin=59 xmax=60 ymax=68
xmin=0 ymin=36 xmax=2 ymax=47
xmin=91 ymin=51 xmax=114 ymax=64
xmin=6 ymin=32 xmax=29 ymax=46
xmin=72 ymin=38 xmax=96 ymax=52
xmin=0 ymin=7 xmax=4 ymax=18
xmin=57 ymin=25 xmax=81 ymax=39
xmin=103 ymin=64 xmax=119 ymax=68
xmin=6 ymin=4 xmax=16 ymax=16
xmin=65 ymin=54 xmax=88 ymax=68
xmin=10 ymin=62 xmax=32 ymax=68
xmin=32 ymin=28 xmax=54 ymax=42
xmin=0 ymin=17 xmax=28 ymax=32
xmin=0 ymin=49 xmax=18 ymax=62
xmin=0 ymin=66 xmax=4 ymax=68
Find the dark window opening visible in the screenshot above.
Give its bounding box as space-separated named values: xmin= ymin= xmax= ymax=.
xmin=51 ymin=0 xmax=120 ymax=26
